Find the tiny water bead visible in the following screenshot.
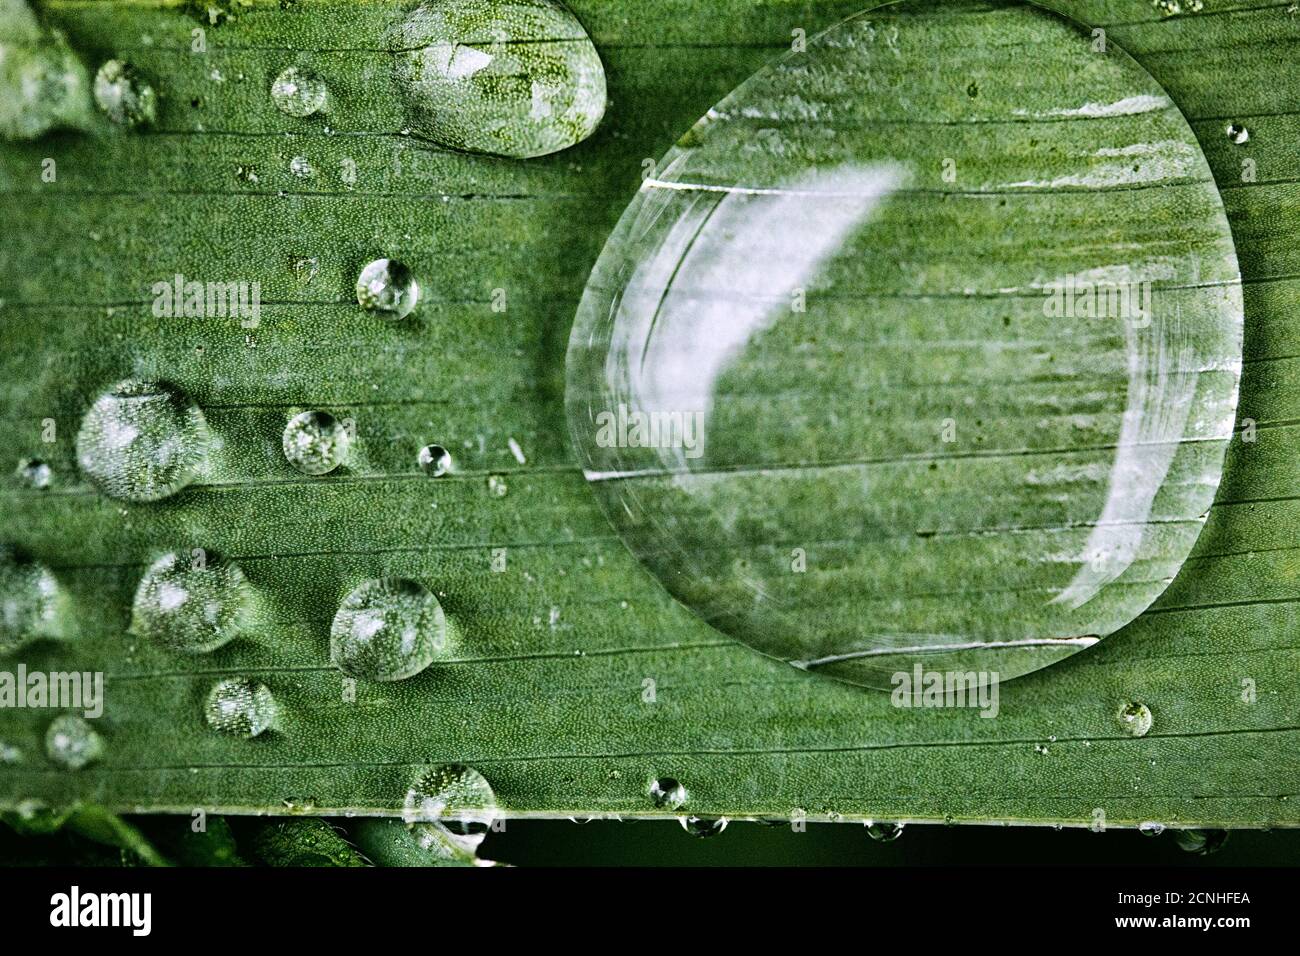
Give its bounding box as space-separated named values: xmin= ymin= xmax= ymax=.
xmin=270 ymin=65 xmax=327 ymax=117
xmin=282 ymin=410 xmax=351 ymax=475
xmin=92 ymin=59 xmax=156 ymax=127
xmin=14 ymin=458 xmax=51 ymax=489
xmin=565 ymin=0 xmax=1243 ymax=689
xmin=679 ymin=816 xmax=727 ymax=838
xmin=356 ymin=258 xmax=419 ymax=319
xmin=44 ymin=714 xmax=103 ymax=770
xmin=0 ymin=548 xmax=64 ymax=653
xmin=329 ymin=577 xmax=449 ymax=681
xmin=204 ymin=677 xmax=277 ymax=738
xmin=1225 ymin=122 xmax=1250 ymax=145
xmin=1138 ymin=820 xmax=1167 ymax=837
xmin=866 ymin=821 xmax=905 ymax=843
xmin=402 ymin=764 xmax=499 ymax=860
xmin=130 ymin=551 xmax=254 ymax=653
xmin=649 ymin=777 xmax=688 ymax=810
xmin=76 ymin=379 xmax=211 ymax=502
xmin=386 ymin=0 xmax=606 ymax=159
xmin=418 ymin=444 xmax=452 ymax=477
xmin=1118 ymin=702 xmax=1154 ymax=738
xmin=1175 ymin=829 xmax=1229 ymax=855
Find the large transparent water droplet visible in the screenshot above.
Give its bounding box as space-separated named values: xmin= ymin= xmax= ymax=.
xmin=1118 ymin=701 xmax=1154 ymax=737
xmin=76 ymin=380 xmax=211 ymax=502
xmin=282 ymin=410 xmax=351 ymax=476
xmin=270 ymin=65 xmax=327 ymax=117
xmin=417 ymin=444 xmax=452 ymax=477
xmin=402 ymin=764 xmax=499 ymax=861
xmin=45 ymin=714 xmax=103 ymax=770
xmin=356 ymin=258 xmax=419 ymax=319
xmin=93 ymin=59 xmax=156 ymax=127
xmin=130 ymin=551 xmax=254 ymax=653
xmin=14 ymin=458 xmax=51 ymax=489
xmin=866 ymin=821 xmax=905 ymax=843
xmin=0 ymin=2 xmax=93 ymax=140
xmin=205 ymin=677 xmax=277 ymax=737
xmin=330 ymin=577 xmax=449 ymax=681
xmin=565 ymin=0 xmax=1243 ymax=689
xmin=679 ymin=815 xmax=727 ymax=838
xmin=0 ymin=547 xmax=65 ymax=653
xmin=387 ymin=0 xmax=606 ymax=158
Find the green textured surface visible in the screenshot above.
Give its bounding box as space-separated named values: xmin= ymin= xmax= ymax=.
xmin=0 ymin=0 xmax=1296 ymax=828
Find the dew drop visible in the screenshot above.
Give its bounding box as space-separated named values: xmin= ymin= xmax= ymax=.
xmin=0 ymin=741 xmax=22 ymax=764
xmin=402 ymin=764 xmax=498 ymax=861
xmin=288 ymin=154 xmax=315 ymax=178
xmin=356 ymin=257 xmax=419 ymax=319
xmin=679 ymin=815 xmax=727 ymax=838
xmin=270 ymin=65 xmax=327 ymax=117
xmin=0 ymin=4 xmax=93 ymax=140
xmin=76 ymin=379 xmax=210 ymax=502
xmin=1118 ymin=702 xmax=1154 ymax=738
xmin=866 ymin=821 xmax=905 ymax=843
xmin=329 ymin=577 xmax=449 ymax=681
xmin=14 ymin=457 xmax=51 ymax=489
xmin=564 ymin=0 xmax=1242 ymax=689
xmin=486 ymin=474 xmax=508 ymax=497
xmin=204 ymin=677 xmax=277 ymax=738
xmin=45 ymin=714 xmax=103 ymax=770
xmin=418 ymin=444 xmax=452 ymax=477
xmin=649 ymin=776 xmax=688 ymax=810
xmin=1175 ymin=828 xmax=1229 ymax=855
xmin=1138 ymin=820 xmax=1166 ymax=837
xmin=130 ymin=551 xmax=254 ymax=653
xmin=1225 ymin=122 xmax=1249 ymax=145
xmin=0 ymin=547 xmax=65 ymax=653
xmin=291 ymin=256 xmax=320 ymax=285
xmin=93 ymin=59 xmax=156 ymax=127
xmin=386 ymin=0 xmax=606 ymax=158
xmin=282 ymin=410 xmax=351 ymax=475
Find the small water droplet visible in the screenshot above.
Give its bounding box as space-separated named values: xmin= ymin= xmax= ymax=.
xmin=356 ymin=258 xmax=419 ymax=319
xmin=270 ymin=65 xmax=327 ymax=117
xmin=14 ymin=457 xmax=51 ymax=489
xmin=204 ymin=677 xmax=277 ymax=737
xmin=1138 ymin=820 xmax=1166 ymax=837
xmin=418 ymin=444 xmax=452 ymax=477
xmin=288 ymin=154 xmax=315 ymax=178
xmin=387 ymin=0 xmax=606 ymax=158
xmin=330 ymin=577 xmax=449 ymax=681
xmin=1118 ymin=701 xmax=1153 ymax=738
xmin=866 ymin=821 xmax=905 ymax=842
xmin=93 ymin=59 xmax=156 ymax=127
xmin=1175 ymin=828 xmax=1229 ymax=855
xmin=1225 ymin=123 xmax=1249 ymax=145
xmin=130 ymin=551 xmax=254 ymax=653
xmin=402 ymin=764 xmax=498 ymax=861
xmin=649 ymin=777 xmax=688 ymax=809
xmin=282 ymin=410 xmax=351 ymax=475
xmin=0 ymin=741 xmax=22 ymax=764
xmin=0 ymin=548 xmax=65 ymax=653
xmin=76 ymin=379 xmax=210 ymax=502
xmin=45 ymin=714 xmax=103 ymax=770
xmin=679 ymin=815 xmax=727 ymax=838
xmin=486 ymin=474 xmax=508 ymax=497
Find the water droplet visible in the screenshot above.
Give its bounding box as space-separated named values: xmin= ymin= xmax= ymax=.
xmin=649 ymin=777 xmax=688 ymax=810
xmin=1225 ymin=122 xmax=1249 ymax=145
xmin=93 ymin=59 xmax=156 ymax=127
xmin=282 ymin=410 xmax=351 ymax=476
xmin=356 ymin=257 xmax=419 ymax=319
xmin=1175 ymin=828 xmax=1229 ymax=855
xmin=0 ymin=548 xmax=65 ymax=653
xmin=402 ymin=764 xmax=498 ymax=860
xmin=130 ymin=551 xmax=253 ymax=653
xmin=387 ymin=0 xmax=606 ymax=158
xmin=866 ymin=821 xmax=905 ymax=843
xmin=14 ymin=457 xmax=51 ymax=489
xmin=330 ymin=577 xmax=449 ymax=681
xmin=288 ymin=154 xmax=315 ymax=178
xmin=76 ymin=379 xmax=210 ymax=502
xmin=292 ymin=256 xmax=320 ymax=285
xmin=1118 ymin=702 xmax=1153 ymax=738
xmin=418 ymin=444 xmax=452 ymax=477
xmin=486 ymin=474 xmax=508 ymax=497
xmin=564 ymin=1 xmax=1242 ymax=689
xmin=204 ymin=677 xmax=277 ymax=737
xmin=0 ymin=9 xmax=93 ymax=140
xmin=679 ymin=815 xmax=727 ymax=838
xmin=270 ymin=65 xmax=327 ymax=117
xmin=0 ymin=741 xmax=22 ymax=764
xmin=45 ymin=714 xmax=103 ymax=770
xmin=1138 ymin=820 xmax=1166 ymax=837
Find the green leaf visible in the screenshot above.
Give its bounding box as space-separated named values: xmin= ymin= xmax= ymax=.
xmin=0 ymin=0 xmax=1296 ymax=833
xmin=248 ymin=818 xmax=369 ymax=866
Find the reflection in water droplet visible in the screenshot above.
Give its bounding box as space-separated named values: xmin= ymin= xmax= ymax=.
xmin=330 ymin=577 xmax=449 ymax=681
xmin=679 ymin=815 xmax=727 ymax=838
xmin=1225 ymin=123 xmax=1249 ymax=145
xmin=564 ymin=0 xmax=1243 ymax=690
xmin=0 ymin=4 xmax=93 ymax=140
xmin=0 ymin=548 xmax=65 ymax=653
xmin=356 ymin=258 xmax=419 ymax=319
xmin=1138 ymin=820 xmax=1166 ymax=837
xmin=93 ymin=59 xmax=156 ymax=127
xmin=387 ymin=0 xmax=606 ymax=158
xmin=205 ymin=677 xmax=277 ymax=737
xmin=418 ymin=444 xmax=452 ymax=477
xmin=130 ymin=551 xmax=253 ymax=653
xmin=45 ymin=714 xmax=103 ymax=770
xmin=76 ymin=380 xmax=210 ymax=502
xmin=866 ymin=821 xmax=905 ymax=843
xmin=1175 ymin=828 xmax=1228 ymax=855
xmin=1118 ymin=702 xmax=1153 ymax=738
xmin=650 ymin=777 xmax=688 ymax=810
xmin=402 ymin=764 xmax=498 ymax=861
xmin=282 ymin=410 xmax=351 ymax=475
xmin=14 ymin=458 xmax=51 ymax=489
xmin=270 ymin=65 xmax=327 ymax=117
